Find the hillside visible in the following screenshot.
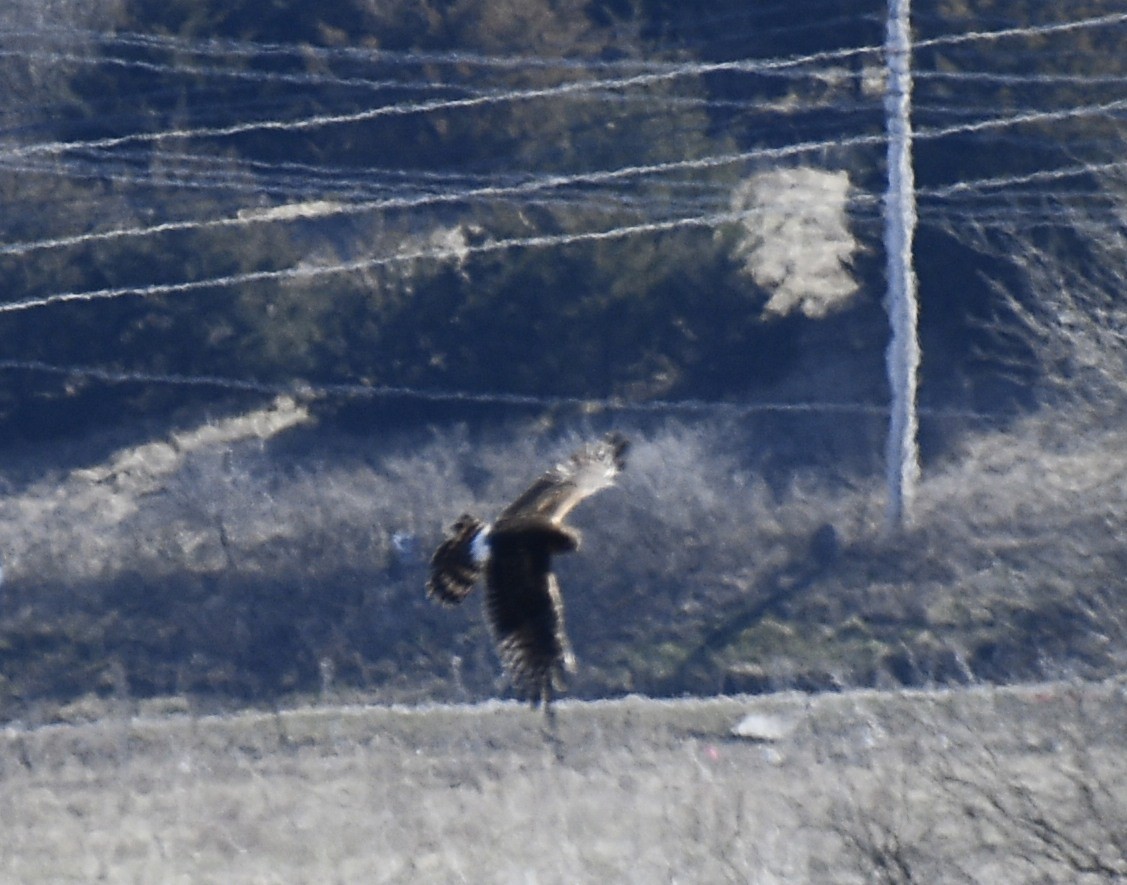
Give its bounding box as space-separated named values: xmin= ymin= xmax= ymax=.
xmin=1 ymin=4 xmax=1126 ymax=729
xmin=3 ymin=2 xmax=1127 ymax=436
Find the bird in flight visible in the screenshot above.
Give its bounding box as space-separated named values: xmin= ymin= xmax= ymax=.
xmin=427 ymin=432 xmax=628 ymax=713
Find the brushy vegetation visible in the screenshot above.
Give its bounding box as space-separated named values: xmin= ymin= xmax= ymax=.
xmin=0 ymin=387 xmax=1123 ymax=719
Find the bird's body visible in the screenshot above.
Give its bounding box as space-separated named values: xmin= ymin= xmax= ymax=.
xmin=427 ymin=433 xmax=628 ymax=710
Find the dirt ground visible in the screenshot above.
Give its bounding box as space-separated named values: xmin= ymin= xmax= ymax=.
xmin=1 ymin=677 xmax=1124 ymax=883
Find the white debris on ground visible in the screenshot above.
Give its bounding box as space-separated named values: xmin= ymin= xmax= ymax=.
xmin=731 ymin=711 xmax=800 ymax=742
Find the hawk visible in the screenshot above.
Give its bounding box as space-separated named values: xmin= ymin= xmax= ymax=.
xmin=427 ymin=432 xmax=628 ymax=711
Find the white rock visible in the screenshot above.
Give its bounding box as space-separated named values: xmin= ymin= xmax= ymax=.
xmin=731 ymin=712 xmax=797 ymax=742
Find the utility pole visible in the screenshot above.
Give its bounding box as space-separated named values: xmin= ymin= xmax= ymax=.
xmin=883 ymin=0 xmax=920 ymax=529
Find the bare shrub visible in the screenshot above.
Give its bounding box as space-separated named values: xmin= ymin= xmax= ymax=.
xmin=959 ymin=176 xmax=1127 ymax=424
xmin=909 ymin=417 xmax=1127 ymax=678
xmin=1 ymin=379 xmax=1125 ymax=710
xmin=827 ymin=683 xmax=1127 ymax=884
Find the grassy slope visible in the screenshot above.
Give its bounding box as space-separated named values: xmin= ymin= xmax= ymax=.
xmin=1 ymin=678 xmax=1124 ymax=883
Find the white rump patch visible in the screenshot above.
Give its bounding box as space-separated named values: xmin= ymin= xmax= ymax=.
xmin=470 ymin=524 xmax=492 ymax=566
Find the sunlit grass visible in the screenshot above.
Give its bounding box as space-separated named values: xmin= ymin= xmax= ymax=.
xmin=1 ymin=679 xmax=1123 ymax=883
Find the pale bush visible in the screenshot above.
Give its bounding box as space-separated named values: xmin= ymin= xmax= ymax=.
xmin=730 ymin=167 xmax=860 ymax=319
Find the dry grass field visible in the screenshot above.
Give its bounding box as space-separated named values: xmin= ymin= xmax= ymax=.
xmin=1 ymin=677 xmax=1123 ymax=884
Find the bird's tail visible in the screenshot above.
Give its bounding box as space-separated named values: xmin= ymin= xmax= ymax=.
xmin=427 ymin=514 xmax=485 ymax=605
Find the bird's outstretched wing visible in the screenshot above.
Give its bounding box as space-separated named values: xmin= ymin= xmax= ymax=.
xmin=497 ymin=432 xmax=628 ymax=527
xmin=484 ymin=528 xmax=576 ymax=706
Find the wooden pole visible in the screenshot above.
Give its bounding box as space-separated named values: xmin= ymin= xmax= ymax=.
xmin=883 ymin=0 xmax=920 ymax=529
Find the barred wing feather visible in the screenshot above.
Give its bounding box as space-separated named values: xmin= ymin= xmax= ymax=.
xmin=498 ymin=432 xmax=628 ymax=526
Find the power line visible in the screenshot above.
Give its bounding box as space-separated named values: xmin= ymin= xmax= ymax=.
xmin=6 ymin=4 xmax=869 ymax=72
xmin=915 ymin=96 xmax=1127 ymax=142
xmin=0 ymin=358 xmax=999 ymax=421
xmin=913 ymin=11 xmax=1127 ymax=51
xmin=0 ymin=29 xmax=1120 ymax=266
xmin=1 ymin=13 xmax=1118 ymax=178
xmin=0 ymin=133 xmax=887 ymax=259
xmin=917 ymin=70 xmax=1127 ymax=87
xmin=0 ymin=46 xmax=459 ymax=95
xmin=9 ymin=7 xmax=1122 ymax=73
xmin=0 ymin=43 xmax=884 ymax=164
xmin=0 ymin=8 xmax=1117 ymax=111
xmin=9 ymin=148 xmax=1113 ymax=317
xmin=3 ymin=87 xmax=1121 ymax=264
xmin=0 ymin=207 xmax=771 ymax=314
xmin=2 ymin=10 xmax=1123 ymax=426
xmin=920 ymin=159 xmax=1127 ymax=199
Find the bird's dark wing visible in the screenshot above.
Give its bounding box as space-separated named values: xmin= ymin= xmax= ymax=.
xmin=427 ymin=514 xmax=485 ymax=605
xmin=497 ymin=432 xmax=628 ymax=526
xmin=484 ymin=525 xmax=576 ymax=705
